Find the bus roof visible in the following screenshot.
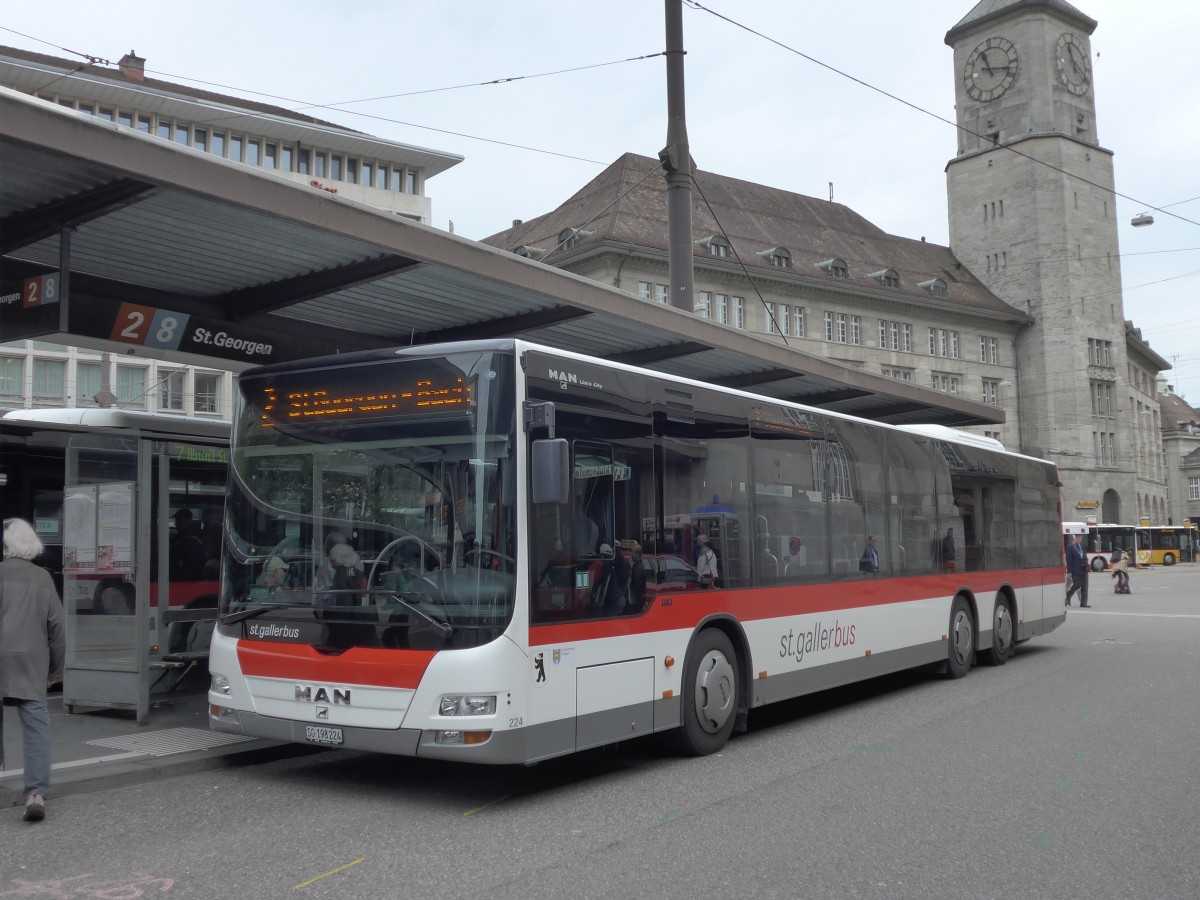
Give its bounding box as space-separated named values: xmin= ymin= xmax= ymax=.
xmin=2 ymin=408 xmax=230 ymax=440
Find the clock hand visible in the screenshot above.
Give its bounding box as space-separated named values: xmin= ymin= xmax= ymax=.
xmin=979 ymin=50 xmax=996 ymax=77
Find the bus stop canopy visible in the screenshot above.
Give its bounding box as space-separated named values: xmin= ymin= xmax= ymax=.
xmin=0 ymin=87 xmax=1002 ymax=427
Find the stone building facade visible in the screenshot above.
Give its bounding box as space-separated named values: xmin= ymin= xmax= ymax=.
xmin=485 ymin=0 xmax=1177 ymax=526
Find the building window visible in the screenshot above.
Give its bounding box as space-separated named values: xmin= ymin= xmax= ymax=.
xmin=32 ymin=359 xmax=65 ymax=406
xmin=330 ymin=155 xmax=343 ymax=180
xmin=407 ymin=171 xmax=418 ymax=194
xmin=118 ymin=111 xmax=133 ymax=128
xmin=849 ymin=315 xmax=861 ymax=345
xmin=918 ymin=278 xmax=947 ymax=296
xmin=870 ymin=268 xmax=900 ymax=288
xmin=817 ymin=258 xmax=848 ymax=279
xmin=731 ymin=296 xmax=744 ymax=329
xmin=696 ymin=291 xmax=712 ymax=319
xmin=1088 ymin=338 xmax=1113 ymax=367
xmin=212 ymin=132 xmax=225 ymax=157
xmin=763 ymin=302 xmax=791 ymax=336
xmin=931 ymin=374 xmax=960 ymax=394
xmin=229 ymin=135 xmax=244 ymax=163
xmin=979 ymin=335 xmax=999 ymax=364
xmin=982 ymin=379 xmax=1000 ymax=406
xmin=882 ymin=368 xmax=912 ymax=382
xmin=195 ymin=372 xmax=221 ymax=414
xmin=638 ymin=281 xmax=652 ymax=300
xmin=0 ymin=356 xmax=24 ymax=401
xmin=192 ymin=129 xmax=208 ymax=152
xmin=361 ymin=161 xmax=372 ymax=186
xmin=824 ymin=311 xmax=835 ymax=342
xmin=314 ymin=152 xmax=327 ymax=178
xmin=878 ymin=320 xmax=887 ymax=348
xmin=159 ymin=370 xmax=186 ymax=411
xmin=391 ymin=168 xmax=403 ymax=192
xmin=836 ymin=313 xmax=847 ymax=343
xmin=297 ymin=148 xmax=310 ymax=175
xmin=247 ymin=140 xmax=261 ymax=166
xmin=793 ymin=307 xmax=806 ymax=338
xmin=116 ymin=366 xmax=147 ymax=410
xmin=655 ymin=284 xmax=670 ymax=305
xmin=264 ymin=143 xmax=277 ymax=169
xmin=715 ymin=294 xmax=729 ymax=325
xmin=174 ymin=124 xmax=189 ymax=145
xmin=984 ymin=431 xmax=1001 ymax=441
xmin=760 ymin=247 xmax=791 ymax=268
xmin=346 ymin=158 xmax=358 ymax=184
xmin=76 ymin=362 xmax=101 ymax=405
xmin=697 ymin=236 xmax=730 ymax=257
xmin=1090 ymin=381 xmax=1114 ymax=417
xmin=136 ymin=115 xmax=151 ymax=133
xmin=1189 ymin=477 xmax=1200 ymax=501
xmin=157 ymin=119 xmax=171 ymax=140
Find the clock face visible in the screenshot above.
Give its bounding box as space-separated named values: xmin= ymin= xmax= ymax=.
xmin=1057 ymin=32 xmax=1092 ymax=95
xmin=964 ymin=37 xmax=1018 ymax=102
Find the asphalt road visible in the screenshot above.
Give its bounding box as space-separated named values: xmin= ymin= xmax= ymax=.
xmin=3 ymin=565 xmax=1199 ymax=899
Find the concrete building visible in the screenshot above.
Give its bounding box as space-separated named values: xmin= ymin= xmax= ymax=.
xmin=1159 ymin=386 xmax=1200 ymax=528
xmin=483 ymin=0 xmax=1180 ymax=526
xmin=0 ymin=44 xmax=462 ymax=419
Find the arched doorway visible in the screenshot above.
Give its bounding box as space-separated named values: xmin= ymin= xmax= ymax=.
xmin=1102 ymin=489 xmax=1121 ymax=524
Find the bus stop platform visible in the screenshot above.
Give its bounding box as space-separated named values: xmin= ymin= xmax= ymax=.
xmin=1 ymin=688 xmax=312 ymax=807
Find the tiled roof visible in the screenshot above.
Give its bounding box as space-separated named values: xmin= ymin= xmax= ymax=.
xmin=1159 ymin=391 xmax=1200 ymax=429
xmin=945 ymin=0 xmax=1097 ymax=44
xmin=0 ymin=44 xmax=354 ymax=132
xmin=484 ymin=152 xmax=1024 ymax=319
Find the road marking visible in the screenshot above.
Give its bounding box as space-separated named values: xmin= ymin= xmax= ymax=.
xmin=294 ymin=858 xmax=363 ymax=889
xmin=0 ymin=751 xmax=147 ymax=780
xmin=1079 ymin=611 xmax=1200 ymax=619
xmin=463 ymin=794 xmax=510 ymax=816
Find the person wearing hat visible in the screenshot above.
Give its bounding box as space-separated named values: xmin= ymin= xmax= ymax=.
xmin=251 ymin=556 xmax=289 ymax=597
xmin=696 ymin=534 xmax=718 ymax=588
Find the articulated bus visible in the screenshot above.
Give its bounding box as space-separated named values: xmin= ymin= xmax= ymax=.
xmin=1061 ymin=521 xmax=1138 ymax=572
xmin=1136 ymin=525 xmax=1196 ymax=566
xmin=209 ymin=339 xmax=1065 ymax=763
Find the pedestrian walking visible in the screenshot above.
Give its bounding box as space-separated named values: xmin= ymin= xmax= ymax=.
xmin=1065 ymin=533 xmax=1090 ymax=607
xmin=0 ymin=518 xmax=66 ymax=822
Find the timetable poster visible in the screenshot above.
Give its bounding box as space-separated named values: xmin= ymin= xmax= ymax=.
xmin=62 ymin=484 xmax=98 ymax=573
xmin=96 ymin=482 xmax=135 ymax=574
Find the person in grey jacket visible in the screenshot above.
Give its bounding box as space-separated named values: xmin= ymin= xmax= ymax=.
xmin=0 ymin=517 xmax=65 ymax=822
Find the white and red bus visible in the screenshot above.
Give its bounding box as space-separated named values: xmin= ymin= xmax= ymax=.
xmin=209 ymin=339 xmax=1065 ymax=762
xmin=1061 ymin=521 xmax=1139 ymax=572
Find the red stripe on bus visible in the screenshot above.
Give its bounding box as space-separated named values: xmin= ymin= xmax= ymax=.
xmin=236 ymin=642 xmax=436 ymax=689
xmin=530 ymin=567 xmax=1061 ymax=644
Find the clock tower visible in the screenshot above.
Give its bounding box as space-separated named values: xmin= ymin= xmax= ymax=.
xmin=946 ymin=0 xmax=1136 ymax=522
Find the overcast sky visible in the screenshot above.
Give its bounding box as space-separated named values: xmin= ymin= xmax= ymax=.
xmin=4 ymin=0 xmax=1198 ymax=402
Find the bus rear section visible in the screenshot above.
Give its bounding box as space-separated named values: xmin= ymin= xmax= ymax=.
xmin=210 ymin=340 xmax=1065 ymax=764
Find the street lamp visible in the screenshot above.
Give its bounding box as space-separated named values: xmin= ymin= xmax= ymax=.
xmin=1131 ymin=213 xmax=1154 ymax=227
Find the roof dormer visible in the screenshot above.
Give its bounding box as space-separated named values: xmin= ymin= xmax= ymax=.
xmin=817 ymin=258 xmax=849 ymax=279
xmin=918 ymin=277 xmax=948 ymax=297
xmin=696 ymin=235 xmax=730 ymax=258
xmin=758 ymin=246 xmax=792 ymax=268
xmin=869 ymin=268 xmax=900 ymax=288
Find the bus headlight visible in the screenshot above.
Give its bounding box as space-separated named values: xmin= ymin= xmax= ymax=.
xmin=211 ymin=673 xmax=231 ymax=695
xmin=439 ymin=694 xmax=497 ymax=716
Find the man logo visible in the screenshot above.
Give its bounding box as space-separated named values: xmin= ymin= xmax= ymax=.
xmin=295 ymin=685 xmax=351 ymax=705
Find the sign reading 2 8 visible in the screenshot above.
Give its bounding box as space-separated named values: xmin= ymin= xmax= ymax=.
xmin=109 ymin=302 xmax=191 ymax=350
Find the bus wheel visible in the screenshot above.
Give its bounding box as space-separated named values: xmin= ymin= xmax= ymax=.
xmin=676 ymin=628 xmax=738 ymax=756
xmin=1163 ymin=552 xmax=1176 ymax=566
xmin=980 ymin=597 xmax=1013 ymax=666
xmin=1091 ymin=556 xmax=1106 ymax=573
xmin=95 ymin=580 xmax=134 ymax=616
xmin=946 ymin=595 xmax=975 ymax=679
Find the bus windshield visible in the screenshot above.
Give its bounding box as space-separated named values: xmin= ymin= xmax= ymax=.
xmin=219 ymin=349 xmax=517 ymax=650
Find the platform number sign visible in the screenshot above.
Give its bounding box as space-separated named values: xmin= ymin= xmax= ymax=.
xmin=22 ymin=273 xmax=60 ymax=307
xmin=109 ymin=302 xmax=190 ymax=350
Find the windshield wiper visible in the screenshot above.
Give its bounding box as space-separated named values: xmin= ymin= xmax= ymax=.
xmin=370 ymin=588 xmax=453 ymax=637
xmin=221 ymin=602 xmax=310 ymax=625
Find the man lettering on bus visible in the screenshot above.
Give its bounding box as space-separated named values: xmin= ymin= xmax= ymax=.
xmin=1065 ymin=533 xmax=1090 ymax=607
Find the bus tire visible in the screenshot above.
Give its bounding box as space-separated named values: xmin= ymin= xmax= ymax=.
xmin=946 ymin=595 xmax=975 ymax=679
xmin=95 ymin=579 xmax=134 ymax=616
xmin=1163 ymin=552 xmax=1176 ymax=566
xmin=675 ymin=628 xmax=738 ymax=756
xmin=1091 ymin=556 xmax=1106 ymax=573
xmin=980 ymin=596 xmax=1013 ymax=666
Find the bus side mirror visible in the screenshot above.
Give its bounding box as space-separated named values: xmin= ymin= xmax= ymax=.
xmin=531 ymin=439 xmax=570 ymax=505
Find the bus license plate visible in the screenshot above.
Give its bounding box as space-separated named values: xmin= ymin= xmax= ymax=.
xmin=305 ymin=725 xmax=343 ymax=746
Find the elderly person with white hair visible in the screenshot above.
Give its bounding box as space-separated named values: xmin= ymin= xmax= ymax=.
xmin=0 ymin=517 xmax=65 ymax=822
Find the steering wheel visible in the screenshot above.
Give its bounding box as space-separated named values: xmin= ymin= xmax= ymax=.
xmin=465 ymin=547 xmax=515 ymax=574
xmin=367 ymin=534 xmax=443 ymax=592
